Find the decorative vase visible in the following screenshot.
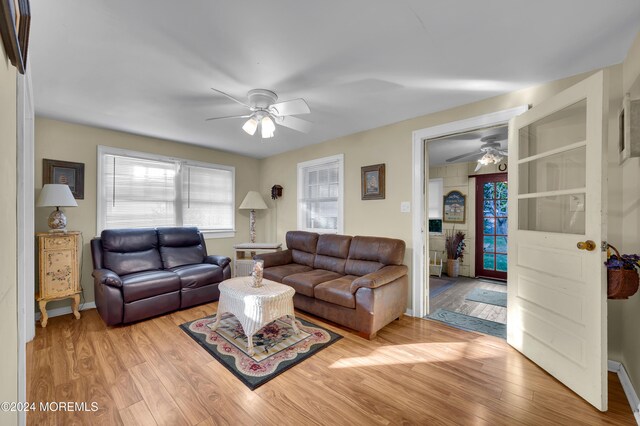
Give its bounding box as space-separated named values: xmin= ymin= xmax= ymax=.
xmin=446 ymin=259 xmax=460 ymax=278
xmin=251 ymin=260 xmax=264 ymax=288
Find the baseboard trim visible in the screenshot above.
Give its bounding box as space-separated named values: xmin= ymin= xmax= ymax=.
xmin=34 ymin=302 xmax=96 ymax=321
xmin=405 ymin=309 xmax=414 ymax=317
xmin=608 ymin=360 xmax=640 ymax=424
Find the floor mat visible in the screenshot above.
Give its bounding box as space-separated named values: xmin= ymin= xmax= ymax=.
xmin=425 ymin=308 xmax=506 ymax=339
xmin=465 ymin=288 xmax=507 ymax=307
xmin=429 ymin=277 xmax=456 ymax=298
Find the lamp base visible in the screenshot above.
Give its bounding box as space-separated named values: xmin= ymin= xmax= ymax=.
xmin=249 ymin=210 xmax=256 ymax=243
xmin=48 ymin=208 xmax=67 ymax=232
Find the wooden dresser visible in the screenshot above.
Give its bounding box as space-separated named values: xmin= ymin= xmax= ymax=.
xmin=37 ymin=231 xmax=82 ymax=327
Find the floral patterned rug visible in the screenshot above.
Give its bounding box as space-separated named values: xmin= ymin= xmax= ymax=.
xmin=180 ymin=313 xmax=342 ymax=390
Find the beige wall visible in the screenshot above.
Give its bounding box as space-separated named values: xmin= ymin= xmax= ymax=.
xmin=34 ymin=118 xmax=264 ymax=311
xmin=616 ymin=29 xmax=640 ymax=392
xmin=0 ymin=49 xmax=18 ymax=423
xmin=428 ymin=161 xmax=506 ymax=278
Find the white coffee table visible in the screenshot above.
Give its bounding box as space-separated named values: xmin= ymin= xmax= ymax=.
xmin=210 ymin=276 xmax=300 ymax=355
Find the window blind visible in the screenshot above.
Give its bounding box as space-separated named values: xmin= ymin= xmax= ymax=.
xmin=103 ymin=154 xmax=177 ymax=229
xmin=298 ymin=157 xmax=342 ymax=233
xmin=182 ymin=164 xmax=234 ymax=230
xmin=98 ymin=148 xmax=235 ymax=234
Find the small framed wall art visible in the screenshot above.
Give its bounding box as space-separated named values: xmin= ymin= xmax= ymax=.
xmin=443 ymin=190 xmax=466 ymax=223
xmin=361 ymin=163 xmax=385 ymax=200
xmin=0 ymin=0 xmax=31 ymax=74
xmin=43 ymin=159 xmax=85 ymax=199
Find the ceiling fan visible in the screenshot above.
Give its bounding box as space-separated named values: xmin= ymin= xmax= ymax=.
xmin=206 ymin=88 xmax=312 ymax=139
xmin=445 ymin=135 xmax=508 ymax=171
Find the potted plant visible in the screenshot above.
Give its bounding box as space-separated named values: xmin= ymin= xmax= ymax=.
xmin=445 ymin=229 xmax=466 ymax=278
xmin=605 ymin=244 xmax=639 ymax=299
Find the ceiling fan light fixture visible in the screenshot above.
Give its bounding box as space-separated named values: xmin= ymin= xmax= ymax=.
xmin=242 ymin=116 xmax=259 ymax=135
xmin=478 ymin=151 xmax=503 ymax=167
xmin=261 ymin=115 xmax=276 ymax=138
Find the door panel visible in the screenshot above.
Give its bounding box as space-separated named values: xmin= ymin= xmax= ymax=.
xmin=507 ymin=70 xmax=608 ymax=411
xmin=475 ymin=173 xmax=508 ymax=279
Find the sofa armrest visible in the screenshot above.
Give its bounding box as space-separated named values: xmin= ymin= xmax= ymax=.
xmin=253 ymin=250 xmax=292 ymax=268
xmin=205 ymin=255 xmax=231 ymax=269
xmin=350 ymin=265 xmax=408 ymax=293
xmin=92 ymin=268 xmax=123 ymax=288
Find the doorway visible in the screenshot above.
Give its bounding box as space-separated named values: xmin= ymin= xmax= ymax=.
xmin=424 ymin=125 xmax=509 ymax=338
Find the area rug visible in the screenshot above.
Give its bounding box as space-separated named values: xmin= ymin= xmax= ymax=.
xmin=426 ymin=308 xmax=506 ymax=339
xmin=429 ymin=277 xmax=456 ymax=298
xmin=465 ymin=288 xmax=507 ymax=307
xmin=180 ymin=313 xmax=342 ymax=390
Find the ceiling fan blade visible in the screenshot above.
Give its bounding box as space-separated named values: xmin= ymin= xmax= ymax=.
xmin=446 ymin=151 xmax=484 ymax=163
xmin=270 ymin=98 xmax=310 ymax=116
xmin=210 ymin=88 xmax=250 ymax=109
xmin=275 ymin=115 xmax=312 ymax=133
xmin=205 ymin=114 xmax=252 ymax=121
xmin=497 ymin=150 xmax=508 ymax=156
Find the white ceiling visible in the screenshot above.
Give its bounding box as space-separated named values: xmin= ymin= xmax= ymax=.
xmin=428 ymin=125 xmax=508 ymax=166
xmin=29 ymin=1 xmax=640 ymax=159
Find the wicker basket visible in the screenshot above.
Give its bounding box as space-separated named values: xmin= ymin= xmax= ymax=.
xmin=607 ymin=245 xmax=640 ymax=299
xmin=608 ymin=269 xmax=639 ymax=299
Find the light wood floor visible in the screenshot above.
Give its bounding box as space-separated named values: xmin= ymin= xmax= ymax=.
xmin=430 ymin=276 xmax=507 ymax=324
xmin=27 ymin=304 xmax=634 ymax=425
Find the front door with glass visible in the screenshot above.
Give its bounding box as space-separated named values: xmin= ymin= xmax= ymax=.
xmin=476 ymin=173 xmax=508 ymax=280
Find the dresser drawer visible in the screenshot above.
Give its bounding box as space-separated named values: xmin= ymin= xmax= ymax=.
xmin=42 ymin=235 xmax=76 ymax=250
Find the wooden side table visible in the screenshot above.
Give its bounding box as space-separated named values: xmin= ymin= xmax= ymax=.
xmin=233 ymin=242 xmax=282 ymax=277
xmin=37 ymin=231 xmax=82 ymax=327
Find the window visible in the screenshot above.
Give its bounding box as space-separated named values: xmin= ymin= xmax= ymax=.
xmin=297 ymin=154 xmax=344 ymax=234
xmin=97 ymin=146 xmax=235 ymax=236
xmin=428 ymin=178 xmax=443 ymax=234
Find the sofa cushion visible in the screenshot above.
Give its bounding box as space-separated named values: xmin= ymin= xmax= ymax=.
xmin=121 ymin=270 xmax=181 ymax=303
xmin=314 ymin=275 xmax=358 ymax=309
xmin=282 ymin=269 xmax=343 ymax=297
xmin=263 ymin=264 xmax=312 ymax=282
xmin=345 ymin=236 xmax=406 ymax=276
xmin=169 ymin=263 xmax=223 ymax=289
xmin=102 ymin=228 xmax=162 ymax=276
xmin=313 ymin=234 xmax=351 ymax=274
xmin=157 ymin=227 xmax=206 ymax=269
xmin=286 ymin=231 xmax=319 ymax=267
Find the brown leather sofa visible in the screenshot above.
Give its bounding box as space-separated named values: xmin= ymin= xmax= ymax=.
xmin=254 ymin=231 xmax=407 ymax=339
xmin=91 ymin=227 xmax=231 ymax=326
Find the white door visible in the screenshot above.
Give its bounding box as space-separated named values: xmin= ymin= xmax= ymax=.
xmin=507 ymin=70 xmax=608 ymax=411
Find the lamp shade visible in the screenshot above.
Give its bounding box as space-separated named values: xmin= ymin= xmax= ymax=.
xmin=239 ymin=191 xmax=267 ymax=210
xmin=36 ymin=184 xmax=78 ymax=208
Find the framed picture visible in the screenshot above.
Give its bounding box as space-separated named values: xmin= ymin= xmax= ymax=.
xmin=43 ymin=159 xmax=85 ymax=199
xmin=361 ymin=163 xmax=385 ymax=200
xmin=0 ymin=0 xmax=30 ymax=74
xmin=443 ymin=190 xmax=466 ymax=223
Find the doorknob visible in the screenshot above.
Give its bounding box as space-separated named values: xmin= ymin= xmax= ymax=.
xmin=577 ymin=240 xmax=596 ymax=251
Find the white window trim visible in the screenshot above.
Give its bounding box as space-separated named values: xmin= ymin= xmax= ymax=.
xmin=96 ymin=145 xmax=236 ymax=238
xmin=297 ymin=154 xmax=344 ymax=234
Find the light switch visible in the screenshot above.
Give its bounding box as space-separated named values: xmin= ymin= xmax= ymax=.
xmin=400 ymin=201 xmax=411 ymax=213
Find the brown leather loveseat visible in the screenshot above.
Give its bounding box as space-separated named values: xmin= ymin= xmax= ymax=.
xmin=91 ymin=227 xmax=231 ymax=326
xmin=254 ymin=231 xmax=408 ymax=339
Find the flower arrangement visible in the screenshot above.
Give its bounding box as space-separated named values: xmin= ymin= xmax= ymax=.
xmin=445 ymin=229 xmax=466 ymax=261
xmin=605 ymin=247 xmax=640 ymax=271
xmin=605 ymin=244 xmax=639 ymax=299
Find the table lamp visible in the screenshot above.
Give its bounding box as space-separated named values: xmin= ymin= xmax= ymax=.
xmin=239 ymin=191 xmax=267 ymax=243
xmin=36 ymin=184 xmax=78 ymax=232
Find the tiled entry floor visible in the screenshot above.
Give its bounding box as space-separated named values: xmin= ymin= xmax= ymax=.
xmin=428 ymin=276 xmax=507 ymax=324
